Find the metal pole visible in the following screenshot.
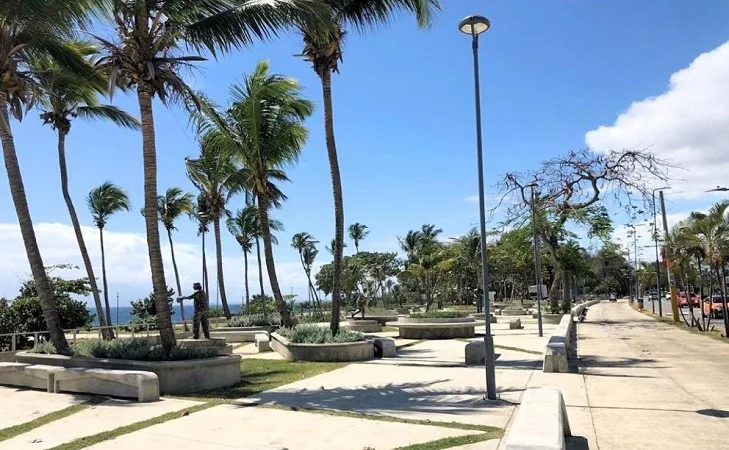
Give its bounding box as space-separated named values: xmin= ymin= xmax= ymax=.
xmin=659 ymin=190 xmax=679 ymax=321
xmin=652 ymin=192 xmax=662 ymax=317
xmin=530 ymin=186 xmax=544 ymax=337
xmin=471 ymin=30 xmax=497 ymax=401
xmin=634 ymin=230 xmax=639 ymax=303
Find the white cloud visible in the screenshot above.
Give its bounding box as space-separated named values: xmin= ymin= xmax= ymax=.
xmin=463 ymin=195 xmax=479 ymax=203
xmin=0 ymin=222 xmax=314 ymax=305
xmin=586 ymin=41 xmax=729 ymax=198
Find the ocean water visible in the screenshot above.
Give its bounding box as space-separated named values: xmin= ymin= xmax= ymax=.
xmin=89 ymin=303 xmax=244 ymax=325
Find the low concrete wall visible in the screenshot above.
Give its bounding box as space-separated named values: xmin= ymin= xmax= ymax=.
xmin=210 ymin=329 xmax=270 ymax=343
xmin=347 ymin=315 xmax=398 ymax=326
xmin=15 ymin=352 xmax=241 ymax=395
xmin=386 ymin=320 xmax=476 ymax=339
xmin=342 ymin=320 xmax=382 ymax=333
xmin=543 ymin=315 xmax=573 ymax=373
xmin=504 ymin=388 xmax=571 ymax=450
xmin=571 ymin=300 xmax=599 ymax=317
xmin=270 ymin=333 xmax=374 ymax=362
xmin=542 ymin=314 xmax=564 ymax=325
xmin=0 ymin=351 xmax=18 ymax=362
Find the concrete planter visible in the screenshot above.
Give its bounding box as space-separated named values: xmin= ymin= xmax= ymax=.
xmin=542 ymin=314 xmax=563 ymax=325
xmin=342 ymin=319 xmax=382 ymax=333
xmin=468 ymin=313 xmax=497 ymax=323
xmin=347 ymin=315 xmax=398 ymax=326
xmin=386 ymin=317 xmax=476 ymax=339
xmin=270 ymin=333 xmax=374 ymax=362
xmin=210 ymin=326 xmax=276 ymax=343
xmin=15 ymin=352 xmax=241 ymax=395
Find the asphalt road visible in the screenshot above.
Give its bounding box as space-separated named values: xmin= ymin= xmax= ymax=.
xmin=641 ymin=297 xmax=729 ymax=326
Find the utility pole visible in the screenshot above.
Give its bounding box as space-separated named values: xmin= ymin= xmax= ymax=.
xmin=530 ymin=185 xmax=544 ymax=337
xmin=659 ymin=190 xmax=680 ymax=322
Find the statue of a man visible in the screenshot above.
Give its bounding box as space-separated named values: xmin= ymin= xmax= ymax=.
xmin=178 ymin=282 xmax=210 ymax=339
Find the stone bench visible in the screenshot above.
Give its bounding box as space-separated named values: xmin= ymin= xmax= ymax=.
xmin=0 ymin=362 xmax=64 ymax=393
xmin=372 ymin=337 xmax=396 ymax=358
xmin=210 ymin=330 xmax=265 ymax=343
xmin=504 ymin=388 xmax=571 ymax=450
xmin=543 ymin=314 xmax=573 ymax=373
xmin=509 ymin=318 xmax=523 ymax=330
xmin=255 ymin=333 xmax=271 ymax=352
xmin=54 ymin=367 xmax=159 ymax=402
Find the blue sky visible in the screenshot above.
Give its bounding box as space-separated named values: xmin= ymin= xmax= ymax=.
xmin=2 ymin=0 xmax=729 ymax=305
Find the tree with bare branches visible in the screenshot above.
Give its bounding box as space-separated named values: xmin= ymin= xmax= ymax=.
xmin=496 ymin=149 xmax=670 ymax=312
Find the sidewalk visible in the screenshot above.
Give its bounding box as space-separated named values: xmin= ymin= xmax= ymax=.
xmin=564 ymin=301 xmax=729 ymax=449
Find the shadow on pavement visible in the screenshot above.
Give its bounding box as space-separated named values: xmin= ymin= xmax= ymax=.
xmin=697 ymin=408 xmax=729 ymax=419
xmin=566 ymin=436 xmax=589 ymax=450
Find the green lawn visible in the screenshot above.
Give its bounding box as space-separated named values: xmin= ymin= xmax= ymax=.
xmin=177 ymin=359 xmax=349 ymax=401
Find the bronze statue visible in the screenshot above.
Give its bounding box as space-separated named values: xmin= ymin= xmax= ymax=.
xmin=178 ymin=282 xmax=210 ymax=339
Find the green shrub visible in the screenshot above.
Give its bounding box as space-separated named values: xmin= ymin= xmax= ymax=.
xmin=295 ymin=313 xmax=331 ymax=324
xmin=227 ymin=314 xmax=277 ymax=327
xmin=409 ymin=310 xmax=467 ymax=319
xmin=278 ymin=324 xmax=365 ymax=344
xmin=32 ymin=339 xmax=218 ymax=361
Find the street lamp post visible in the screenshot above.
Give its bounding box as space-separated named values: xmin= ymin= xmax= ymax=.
xmin=459 ymin=14 xmax=497 ymax=401
xmin=528 ymin=184 xmax=544 ymax=337
xmin=652 ymin=187 xmax=670 ymax=317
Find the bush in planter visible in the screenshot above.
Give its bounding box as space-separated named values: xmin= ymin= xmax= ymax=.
xmin=227 ymin=314 xmax=277 ymax=327
xmin=409 ymin=310 xmax=468 ymax=319
xmin=32 ymin=338 xmax=218 ymax=361
xmin=278 ymin=324 xmax=365 ymax=344
xmin=295 ymin=313 xmax=331 ymax=324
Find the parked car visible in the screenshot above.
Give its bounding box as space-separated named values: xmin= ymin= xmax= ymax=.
xmin=678 ymin=293 xmax=700 ymax=308
xmin=703 ymin=296 xmax=726 ymax=319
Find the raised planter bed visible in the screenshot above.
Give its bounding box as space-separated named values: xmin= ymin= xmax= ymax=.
xmin=468 ymin=313 xmax=497 ymax=323
xmin=270 ymin=333 xmax=374 ymax=362
xmin=15 ymin=352 xmax=241 ymax=395
xmin=346 ymin=315 xmax=397 ymax=326
xmin=386 ymin=316 xmax=477 ymax=339
xmin=210 ymin=326 xmax=276 ymax=343
xmin=342 ymin=319 xmax=382 ymax=333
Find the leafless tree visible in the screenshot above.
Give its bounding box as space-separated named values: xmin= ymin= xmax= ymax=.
xmin=495 ymin=148 xmax=671 ymax=311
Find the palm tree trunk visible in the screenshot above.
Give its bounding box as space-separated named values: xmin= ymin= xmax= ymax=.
xmin=202 ymin=231 xmax=209 ymax=294
xmin=256 ymin=237 xmax=265 ymax=296
xmin=0 ymin=98 xmax=69 ymax=353
xmin=258 ymin=194 xmax=293 ymax=327
xmin=213 ymin=217 xmax=231 ymax=319
xmin=720 ymin=263 xmax=729 ymax=337
xmin=98 ymin=227 xmax=114 ymax=327
xmin=57 ymin=130 xmax=112 ymax=340
xmin=137 ymin=88 xmax=175 ymax=351
xmin=697 ymin=257 xmax=706 ymax=330
xmin=320 ymin=69 xmax=344 ymax=335
xmin=167 ymin=228 xmax=187 ymax=330
xmin=243 ymin=250 xmax=250 ymax=313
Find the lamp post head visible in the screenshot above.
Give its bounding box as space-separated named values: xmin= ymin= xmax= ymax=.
xmin=459 ymin=15 xmax=491 ymax=36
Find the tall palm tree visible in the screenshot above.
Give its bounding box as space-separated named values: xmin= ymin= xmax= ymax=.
xmin=157 ymin=187 xmax=195 ymax=326
xmin=87 ymin=182 xmax=130 ymax=328
xmin=298 ymin=0 xmax=439 ymax=334
xmin=35 ymin=41 xmax=140 ymax=340
xmin=348 ymin=223 xmax=369 ymax=253
xmin=0 ymin=0 xmax=100 ymax=354
xmin=186 ymin=142 xmax=246 ymax=320
xmin=238 ymin=201 xmax=284 ymax=297
xmin=94 ymin=0 xmax=325 ymax=351
xmin=292 ymin=232 xmax=320 ymax=307
xmin=190 ymin=195 xmax=212 ymax=297
xmin=326 ymin=238 xmax=347 ymax=255
xmin=227 ymin=209 xmax=255 ymax=312
xmin=197 ymin=61 xmax=312 ymax=327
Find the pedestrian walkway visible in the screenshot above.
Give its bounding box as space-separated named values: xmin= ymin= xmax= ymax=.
xmin=562 ymin=301 xmax=729 ymax=449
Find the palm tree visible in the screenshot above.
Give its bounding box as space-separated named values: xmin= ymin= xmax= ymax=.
xmin=34 ymin=41 xmax=141 ymax=340
xmin=238 ymin=201 xmax=284 ymax=297
xmin=87 ymin=182 xmax=130 ymax=328
xmin=0 ymin=0 xmax=100 ymax=354
xmin=326 ymin=238 xmax=347 ymax=255
xmin=186 ymin=141 xmax=247 ymax=320
xmin=190 ymin=195 xmax=212 ymax=297
xmin=227 ymin=210 xmax=255 ymax=312
xmin=93 ymin=0 xmax=325 ymax=351
xmin=348 ymin=223 xmax=369 ymax=253
xmin=292 ymin=232 xmax=320 ymax=308
xmin=298 ymin=0 xmax=439 ymax=334
xmin=157 ymin=187 xmax=195 ymax=326
xmin=197 ymin=61 xmax=312 ymax=327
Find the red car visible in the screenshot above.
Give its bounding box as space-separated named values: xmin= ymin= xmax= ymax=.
xmin=678 ymin=293 xmax=700 ymax=308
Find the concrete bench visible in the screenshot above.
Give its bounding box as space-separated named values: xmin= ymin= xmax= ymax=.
xmin=255 ymin=333 xmax=271 ymax=352
xmin=504 ymin=388 xmax=571 ymax=450
xmin=509 ymin=318 xmax=523 ymax=330
xmin=0 ymin=362 xmax=64 ymax=392
xmin=543 ymin=314 xmax=573 ymax=373
xmin=372 ymin=337 xmax=396 ymax=358
xmin=54 ymin=368 xmax=159 ymax=402
xmin=464 ymin=339 xmax=485 ymax=365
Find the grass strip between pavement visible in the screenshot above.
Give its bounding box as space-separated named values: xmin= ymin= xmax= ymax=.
xmin=264 ymin=404 xmax=501 ymax=433
xmin=48 ymin=403 xmax=215 ymax=450
xmin=0 ymin=397 xmax=106 ymax=442
xmin=393 ymin=433 xmax=496 ymax=450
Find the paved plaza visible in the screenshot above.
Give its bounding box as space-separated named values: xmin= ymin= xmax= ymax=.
xmin=3 ymin=303 xmax=729 ymax=449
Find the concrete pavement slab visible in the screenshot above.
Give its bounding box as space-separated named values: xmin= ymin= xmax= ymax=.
xmin=3 ymin=397 xmax=202 ymax=449
xmin=451 ymin=439 xmax=500 ymax=449
xmin=85 ymin=404 xmax=482 ymax=450
xmin=0 ymin=387 xmax=89 ymax=430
